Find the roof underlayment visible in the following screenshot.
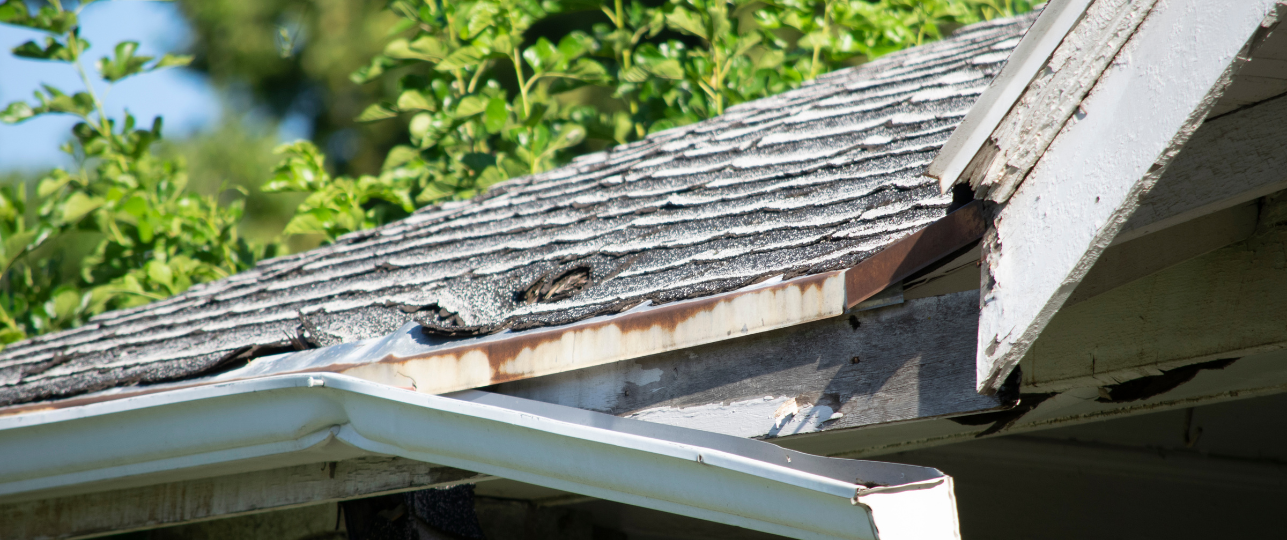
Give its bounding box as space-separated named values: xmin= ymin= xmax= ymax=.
xmin=0 ymin=12 xmax=1039 ymax=406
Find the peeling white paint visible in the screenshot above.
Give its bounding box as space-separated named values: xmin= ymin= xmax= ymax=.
xmin=974 ymin=0 xmax=1279 ymax=393
xmin=627 ymin=397 xmax=837 ymax=439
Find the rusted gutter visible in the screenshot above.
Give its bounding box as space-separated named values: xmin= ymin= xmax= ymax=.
xmin=0 ymin=202 xmax=986 ymax=413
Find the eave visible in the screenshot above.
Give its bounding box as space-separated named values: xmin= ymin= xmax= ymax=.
xmin=0 ymin=202 xmax=986 ymax=416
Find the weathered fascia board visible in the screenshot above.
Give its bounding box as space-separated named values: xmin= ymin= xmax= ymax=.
xmin=1021 ymin=192 xmax=1287 ymax=392
xmin=0 ymin=204 xmax=986 ymax=417
xmin=0 ymin=457 xmax=483 ymax=540
xmin=492 ymin=290 xmax=1002 ymax=440
xmin=926 ymin=0 xmax=1096 ymax=190
xmin=973 ymin=0 xmax=1281 ymax=394
xmin=950 ymin=0 xmax=1160 ymax=202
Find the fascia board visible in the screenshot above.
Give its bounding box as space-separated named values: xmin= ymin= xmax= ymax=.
xmin=0 ymin=374 xmax=960 ymax=540
xmin=926 ymin=0 xmax=1094 ymax=191
xmin=974 ymin=0 xmax=1282 ymax=393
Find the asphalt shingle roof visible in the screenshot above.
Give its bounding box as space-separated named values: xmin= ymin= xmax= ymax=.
xmin=0 ymin=12 xmax=1037 ymax=406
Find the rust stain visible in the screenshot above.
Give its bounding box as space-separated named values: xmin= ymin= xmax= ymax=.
xmin=338 ymin=271 xmax=844 ymax=393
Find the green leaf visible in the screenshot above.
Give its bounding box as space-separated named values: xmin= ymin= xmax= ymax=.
xmin=621 ymin=66 xmax=649 ymax=83
xmin=0 ymin=1 xmax=31 ymax=25
xmin=51 ymin=288 xmax=82 ymax=320
xmin=385 ymin=35 xmax=449 ymax=62
xmin=483 ymin=97 xmax=507 ymax=133
xmin=0 ymin=4 xmax=77 ymax=34
xmin=119 ymin=196 xmax=148 ymax=218
xmin=383 ymin=145 xmax=421 ymax=170
xmin=60 ymin=192 xmax=103 ymax=224
xmin=12 ymin=37 xmax=76 ymax=62
xmin=357 ymin=102 xmax=398 ymax=122
xmin=0 ymin=101 xmax=34 ymax=123
xmin=146 ymin=260 xmax=174 ymax=289
xmin=454 ymin=95 xmax=488 ymax=118
xmin=97 ymin=41 xmax=154 ymax=82
xmin=153 ymin=54 xmax=193 ymax=69
xmin=436 ymin=46 xmax=483 ymax=71
xmin=395 ymin=90 xmax=435 ymax=112
xmin=408 ymin=112 xmax=434 ymax=143
xmin=641 ymin=58 xmax=684 ymax=80
xmin=666 ymin=9 xmax=708 ymax=40
xmin=566 ymin=58 xmax=607 ymax=81
xmin=523 ymin=38 xmax=558 ymax=72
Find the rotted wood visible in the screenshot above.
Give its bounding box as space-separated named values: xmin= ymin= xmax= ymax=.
xmin=962 ymin=0 xmax=1158 ymax=202
xmin=0 ymin=457 xmax=483 ymax=540
xmin=493 ymin=290 xmax=1002 ymax=440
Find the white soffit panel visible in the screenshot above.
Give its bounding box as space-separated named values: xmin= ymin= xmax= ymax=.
xmin=926 ymin=0 xmax=1094 ymax=191
xmin=0 ymin=374 xmax=960 ymax=540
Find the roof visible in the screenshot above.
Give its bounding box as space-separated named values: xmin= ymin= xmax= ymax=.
xmin=0 ymin=12 xmax=1039 ymax=407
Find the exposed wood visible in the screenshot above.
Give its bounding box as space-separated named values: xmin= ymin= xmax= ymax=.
xmin=781 ymin=346 xmax=1287 ymax=460
xmin=1117 ymin=93 xmax=1287 ymax=244
xmin=493 ymin=291 xmax=1001 ymax=439
xmin=974 ymin=0 xmax=1279 ymax=394
xmin=0 ymin=457 xmax=482 ymax=540
xmin=962 ymin=0 xmax=1158 ymax=202
xmin=903 ymin=245 xmax=980 ymax=300
xmin=1066 ymin=202 xmax=1259 ymax=305
xmin=1021 ymin=193 xmax=1287 ymax=392
xmin=927 ymin=0 xmax=1096 ymax=190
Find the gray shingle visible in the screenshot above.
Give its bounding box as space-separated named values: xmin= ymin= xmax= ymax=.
xmin=0 ymin=11 xmax=1038 ymax=406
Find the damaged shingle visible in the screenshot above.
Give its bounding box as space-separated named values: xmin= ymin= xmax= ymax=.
xmin=0 ymin=12 xmax=1040 ymax=406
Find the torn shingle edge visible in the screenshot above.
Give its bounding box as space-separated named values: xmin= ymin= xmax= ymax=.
xmin=0 ymin=202 xmax=985 ymax=416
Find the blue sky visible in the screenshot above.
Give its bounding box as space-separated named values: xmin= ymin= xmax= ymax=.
xmin=0 ymin=1 xmax=221 ymax=172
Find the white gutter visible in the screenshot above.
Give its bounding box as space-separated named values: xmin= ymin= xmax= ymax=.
xmin=926 ymin=0 xmax=1093 ymax=192
xmin=0 ymin=374 xmax=960 ymax=540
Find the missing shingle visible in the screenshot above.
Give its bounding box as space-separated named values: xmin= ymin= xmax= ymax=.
xmin=520 ymin=266 xmax=593 ymax=304
xmin=403 ymin=303 xmax=497 ymax=337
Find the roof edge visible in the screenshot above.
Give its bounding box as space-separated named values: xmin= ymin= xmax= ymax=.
xmin=926 ymin=0 xmax=1093 ymax=191
xmin=1 ymin=203 xmax=986 ymax=414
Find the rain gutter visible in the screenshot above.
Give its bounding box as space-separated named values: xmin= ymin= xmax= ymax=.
xmin=0 ymin=373 xmax=960 ymax=540
xmin=926 ymin=0 xmax=1094 ymax=191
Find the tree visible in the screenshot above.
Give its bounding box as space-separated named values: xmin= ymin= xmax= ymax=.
xmin=0 ymin=0 xmax=267 ymax=343
xmin=1 ymin=0 xmax=1033 ymax=346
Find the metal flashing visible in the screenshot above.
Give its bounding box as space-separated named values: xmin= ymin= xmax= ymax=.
xmin=0 ymin=374 xmax=961 ymax=540
xmin=926 ymin=0 xmax=1094 ymax=191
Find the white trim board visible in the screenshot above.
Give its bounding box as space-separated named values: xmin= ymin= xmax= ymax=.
xmin=975 ymin=0 xmax=1282 ymax=393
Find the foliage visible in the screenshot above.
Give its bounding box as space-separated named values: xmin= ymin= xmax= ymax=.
xmin=0 ymin=0 xmax=1034 ymax=346
xmin=270 ymin=0 xmax=1034 ymax=241
xmin=0 ymin=0 xmax=268 ymax=344
xmin=173 ymin=0 xmax=405 ymax=176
